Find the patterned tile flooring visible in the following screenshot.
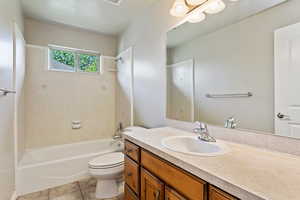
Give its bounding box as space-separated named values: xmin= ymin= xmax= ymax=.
xmin=17 ymin=178 xmax=124 ymax=200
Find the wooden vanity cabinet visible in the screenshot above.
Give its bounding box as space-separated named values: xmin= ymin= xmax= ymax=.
xmin=125 ymin=140 xmax=140 ymax=162
xmin=125 ymin=185 xmax=138 ymax=200
xmin=125 ymin=155 xmax=140 ymax=195
xmin=165 ymin=186 xmax=187 ymax=200
xmin=124 ymin=140 xmax=239 ymax=200
xmin=141 ymin=168 xmax=164 ymax=200
xmin=141 ymin=150 xmax=206 ymax=200
xmin=209 ymin=186 xmax=238 ymax=200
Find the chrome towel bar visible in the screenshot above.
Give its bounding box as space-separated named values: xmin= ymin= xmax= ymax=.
xmin=0 ymin=88 xmax=16 ymax=96
xmin=206 ymin=92 xmax=253 ymax=98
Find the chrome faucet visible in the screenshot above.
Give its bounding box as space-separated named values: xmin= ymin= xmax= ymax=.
xmin=193 ymin=121 xmax=216 ymax=142
xmin=225 ymin=117 xmax=237 ymax=129
xmin=111 ymin=123 xmax=124 ymax=145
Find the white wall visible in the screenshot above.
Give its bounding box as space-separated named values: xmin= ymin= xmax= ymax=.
xmin=25 ymin=18 xmax=116 ymax=56
xmin=119 ymin=0 xmax=300 ymax=129
xmin=0 ymin=0 xmax=23 ymax=199
xmin=24 ymin=19 xmax=118 ymax=149
xmin=118 ymin=0 xmax=179 ymax=128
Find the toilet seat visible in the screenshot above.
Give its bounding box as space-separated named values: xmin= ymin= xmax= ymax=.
xmin=89 ymin=152 xmax=124 ymax=169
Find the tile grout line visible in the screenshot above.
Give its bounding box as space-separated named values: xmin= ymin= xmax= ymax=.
xmin=47 ymin=188 xmax=50 ymax=200
xmin=77 ymin=181 xmax=85 ymax=200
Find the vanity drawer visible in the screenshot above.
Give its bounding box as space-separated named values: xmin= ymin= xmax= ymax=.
xmin=141 ymin=150 xmax=207 ymax=200
xmin=209 ymin=185 xmax=238 ymax=200
xmin=125 ymin=140 xmax=140 ymax=162
xmin=125 ymin=156 xmax=140 ymax=195
xmin=125 ymin=184 xmax=138 ymax=200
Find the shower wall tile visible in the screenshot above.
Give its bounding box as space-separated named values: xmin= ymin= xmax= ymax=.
xmin=25 ymin=46 xmax=117 ymax=149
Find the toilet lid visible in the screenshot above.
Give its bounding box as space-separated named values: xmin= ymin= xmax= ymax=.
xmin=89 ymin=152 xmax=124 ymax=168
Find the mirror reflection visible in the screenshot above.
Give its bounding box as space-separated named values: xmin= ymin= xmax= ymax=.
xmin=166 ymin=60 xmax=194 ymax=122
xmin=166 ymin=0 xmax=300 ymax=139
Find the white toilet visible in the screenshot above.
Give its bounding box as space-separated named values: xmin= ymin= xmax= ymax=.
xmin=88 ymin=152 xmax=124 ymax=199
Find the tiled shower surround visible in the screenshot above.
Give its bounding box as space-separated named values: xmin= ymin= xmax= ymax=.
xmin=17 ymin=178 xmax=124 ymax=200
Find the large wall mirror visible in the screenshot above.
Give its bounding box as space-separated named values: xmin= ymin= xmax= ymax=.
xmin=166 ymin=0 xmax=300 ymax=139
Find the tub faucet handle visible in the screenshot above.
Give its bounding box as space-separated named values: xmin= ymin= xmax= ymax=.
xmin=113 ymin=135 xmax=122 ymax=140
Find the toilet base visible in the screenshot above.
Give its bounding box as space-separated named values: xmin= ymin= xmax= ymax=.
xmin=95 ymin=179 xmax=119 ymax=199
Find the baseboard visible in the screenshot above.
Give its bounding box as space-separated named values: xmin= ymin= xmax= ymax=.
xmin=10 ymin=191 xmax=17 ymax=200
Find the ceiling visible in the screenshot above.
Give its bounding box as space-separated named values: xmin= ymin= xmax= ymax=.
xmin=167 ymin=0 xmax=287 ymax=48
xmin=21 ymin=0 xmax=158 ymax=36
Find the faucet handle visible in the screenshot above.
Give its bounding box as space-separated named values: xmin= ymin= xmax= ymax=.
xmin=225 ymin=116 xmax=237 ymax=129
xmin=195 ymin=121 xmax=207 ymax=130
xmin=195 ymin=121 xmax=201 ymax=126
xmin=200 ymin=122 xmax=207 ymax=130
xmin=113 ymin=135 xmax=122 ymax=140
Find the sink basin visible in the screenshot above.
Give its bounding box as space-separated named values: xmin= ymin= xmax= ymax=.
xmin=161 ymin=136 xmax=229 ymax=156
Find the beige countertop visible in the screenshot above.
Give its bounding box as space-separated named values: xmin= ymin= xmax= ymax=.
xmin=123 ymin=127 xmax=300 ymax=200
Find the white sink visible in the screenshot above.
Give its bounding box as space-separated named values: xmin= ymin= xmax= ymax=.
xmin=161 ymin=136 xmax=229 ymax=156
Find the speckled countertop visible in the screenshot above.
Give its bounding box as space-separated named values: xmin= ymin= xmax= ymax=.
xmin=123 ymin=127 xmax=300 ymax=200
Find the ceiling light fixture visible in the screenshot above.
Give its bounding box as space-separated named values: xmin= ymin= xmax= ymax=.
xmin=186 ymin=0 xmax=206 ymax=6
xmin=186 ymin=10 xmax=206 ymax=23
xmin=169 ymin=0 xmax=189 ymax=17
xmin=205 ymin=0 xmax=226 ymax=14
xmin=170 ymin=0 xmax=239 ymax=23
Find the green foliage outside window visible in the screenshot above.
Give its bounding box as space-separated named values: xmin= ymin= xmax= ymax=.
xmin=52 ymin=49 xmax=75 ymax=67
xmin=79 ymin=54 xmax=98 ymax=72
xmin=50 ymin=48 xmax=99 ymax=73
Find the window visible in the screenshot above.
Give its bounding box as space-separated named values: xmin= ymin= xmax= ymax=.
xmin=48 ymin=45 xmax=100 ymax=73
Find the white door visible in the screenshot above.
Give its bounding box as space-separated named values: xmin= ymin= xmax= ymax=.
xmin=275 ymin=22 xmax=300 ymax=139
xmin=116 ymin=47 xmax=134 ymax=128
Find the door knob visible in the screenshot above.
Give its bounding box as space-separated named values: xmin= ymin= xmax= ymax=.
xmin=277 ymin=113 xmax=290 ymax=120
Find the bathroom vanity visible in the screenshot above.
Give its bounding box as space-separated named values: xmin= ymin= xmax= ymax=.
xmin=124 ymin=140 xmax=237 ymax=200
xmin=123 ymin=127 xmax=300 ymax=200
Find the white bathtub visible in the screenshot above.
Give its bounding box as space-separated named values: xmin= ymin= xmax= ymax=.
xmin=16 ymin=139 xmax=123 ymax=196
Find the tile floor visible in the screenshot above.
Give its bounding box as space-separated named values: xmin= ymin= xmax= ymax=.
xmin=17 ymin=178 xmax=124 ymax=200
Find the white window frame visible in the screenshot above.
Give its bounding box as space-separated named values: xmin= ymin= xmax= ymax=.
xmin=48 ymin=44 xmax=101 ymax=74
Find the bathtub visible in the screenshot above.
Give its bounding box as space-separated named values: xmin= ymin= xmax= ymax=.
xmin=16 ymin=139 xmax=123 ymax=196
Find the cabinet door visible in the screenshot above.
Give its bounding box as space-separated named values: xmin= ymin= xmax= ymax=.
xmin=141 ymin=168 xmax=164 ymax=200
xmin=209 ymin=185 xmax=238 ymax=200
xmin=125 ymin=184 xmax=138 ymax=200
xmin=165 ymin=186 xmax=187 ymax=200
xmin=125 ymin=156 xmax=139 ymax=194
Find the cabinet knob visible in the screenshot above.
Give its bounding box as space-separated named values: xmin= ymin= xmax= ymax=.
xmin=127 ymin=172 xmax=133 ymax=177
xmin=126 ymin=149 xmax=133 ymax=153
xmin=154 ymin=191 xmax=160 ymax=200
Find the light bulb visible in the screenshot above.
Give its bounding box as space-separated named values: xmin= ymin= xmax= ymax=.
xmin=186 ymin=11 xmax=206 ymax=23
xmin=205 ymin=0 xmax=226 ymax=14
xmin=186 ymin=0 xmax=207 ymax=6
xmin=170 ymin=0 xmax=189 ymax=17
